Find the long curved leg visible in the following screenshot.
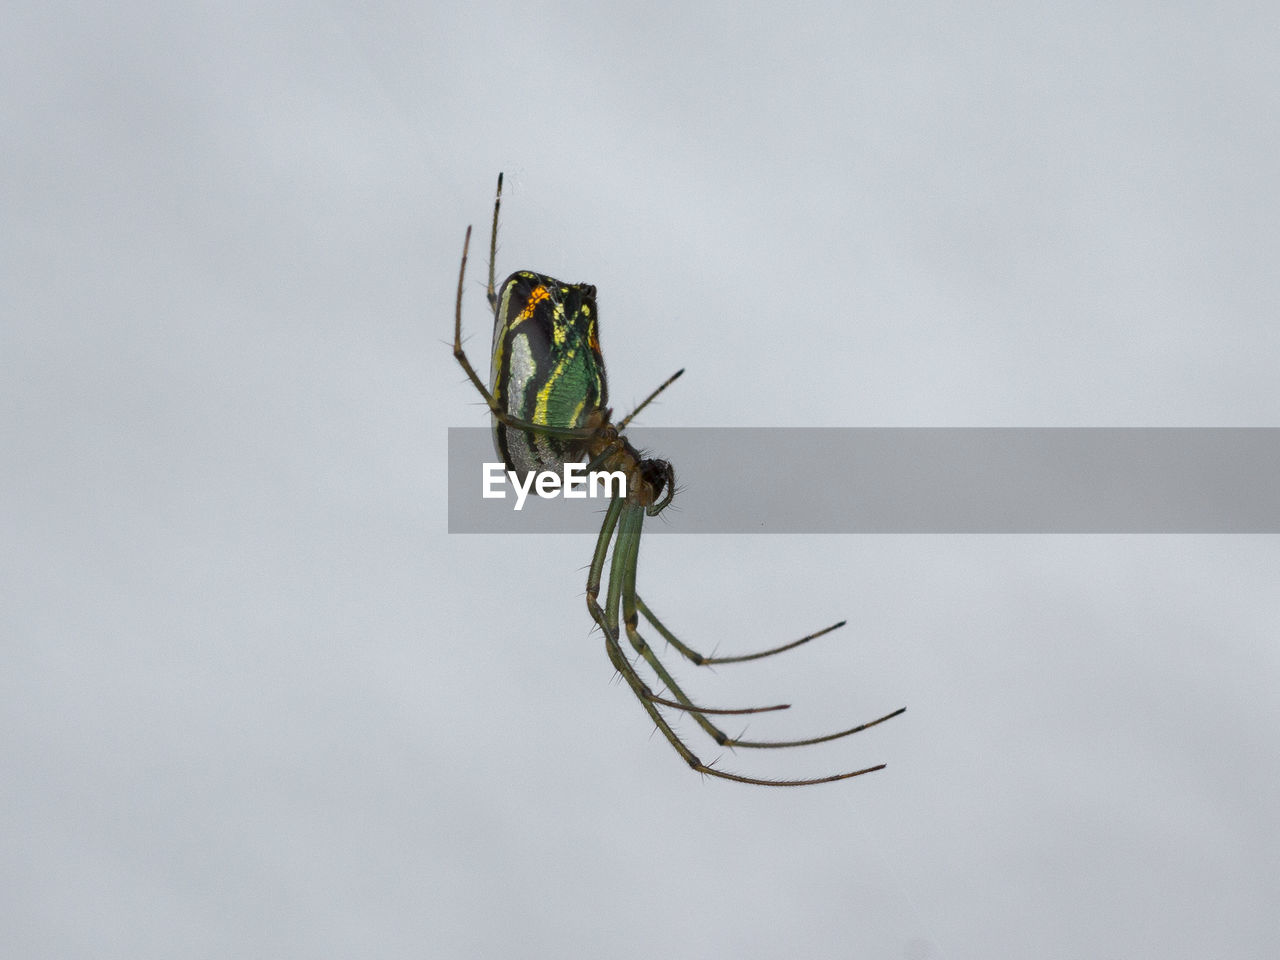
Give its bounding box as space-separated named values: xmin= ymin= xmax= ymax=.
xmin=629 ymin=595 xmax=906 ymax=746
xmin=593 ymin=503 xmax=891 ymax=786
xmin=636 ymin=595 xmax=843 ymax=664
xmin=586 ymin=499 xmax=787 ymax=717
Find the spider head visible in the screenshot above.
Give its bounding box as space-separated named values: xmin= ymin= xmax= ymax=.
xmin=640 ymin=457 xmax=675 ymax=516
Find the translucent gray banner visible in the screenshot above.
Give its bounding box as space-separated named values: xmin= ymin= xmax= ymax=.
xmin=447 ymin=428 xmax=1280 ymax=533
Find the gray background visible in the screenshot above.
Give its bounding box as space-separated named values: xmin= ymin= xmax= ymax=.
xmin=5 ymin=2 xmax=1278 ymax=958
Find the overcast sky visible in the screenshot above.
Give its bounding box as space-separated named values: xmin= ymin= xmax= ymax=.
xmin=5 ymin=3 xmax=1278 ymax=958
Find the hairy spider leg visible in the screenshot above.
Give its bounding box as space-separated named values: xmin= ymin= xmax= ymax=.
xmin=588 ymin=499 xmax=893 ymax=786
xmin=630 ymin=596 xmax=906 ymax=748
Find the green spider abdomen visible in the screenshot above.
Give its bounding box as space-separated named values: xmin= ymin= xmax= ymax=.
xmin=490 ymin=270 xmax=609 ymax=475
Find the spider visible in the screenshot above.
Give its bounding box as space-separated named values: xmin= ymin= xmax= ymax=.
xmin=452 ymin=174 xmax=904 ymax=786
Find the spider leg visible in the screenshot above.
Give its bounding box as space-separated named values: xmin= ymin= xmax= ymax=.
xmin=616 ymin=368 xmax=685 ymax=431
xmin=486 ymin=172 xmax=502 ymax=310
xmin=621 ymin=524 xmax=904 ymax=752
xmin=635 ymin=594 xmax=844 ymax=664
xmin=593 ymin=503 xmax=889 ymax=786
xmin=587 ymin=500 xmax=786 ymax=716
xmin=452 ymin=224 xmax=493 ymax=406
